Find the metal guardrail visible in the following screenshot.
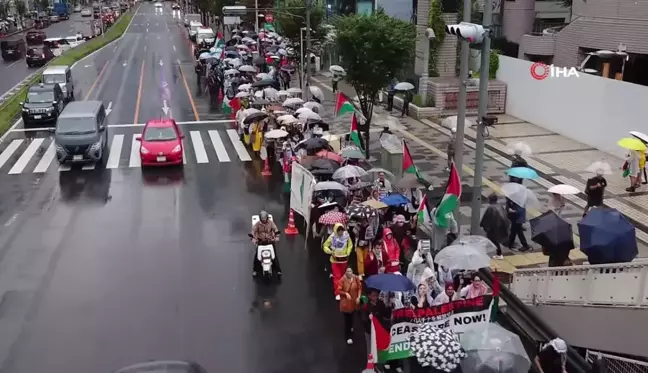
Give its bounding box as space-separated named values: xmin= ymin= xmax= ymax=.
xmin=510 ymin=261 xmax=648 ymax=307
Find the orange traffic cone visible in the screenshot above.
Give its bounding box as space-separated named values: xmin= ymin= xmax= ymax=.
xmin=362 ymin=354 xmax=375 ymax=373
xmin=261 ymin=157 xmax=272 ymax=176
xmin=284 ymin=209 xmax=299 ymax=235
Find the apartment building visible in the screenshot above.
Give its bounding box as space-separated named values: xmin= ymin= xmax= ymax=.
xmin=515 ymin=0 xmax=648 ymax=85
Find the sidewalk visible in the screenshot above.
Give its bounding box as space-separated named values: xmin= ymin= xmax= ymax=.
xmin=308 ymin=74 xmax=648 ymax=273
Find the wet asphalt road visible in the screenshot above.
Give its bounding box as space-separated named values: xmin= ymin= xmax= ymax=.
xmin=0 ymin=4 xmax=366 ymax=373
xmin=0 ymin=13 xmax=84 ymax=96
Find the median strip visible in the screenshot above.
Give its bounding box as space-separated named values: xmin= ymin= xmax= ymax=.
xmin=0 ymin=9 xmax=136 ymax=139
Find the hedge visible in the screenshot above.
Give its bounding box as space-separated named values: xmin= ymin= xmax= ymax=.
xmin=0 ymin=9 xmax=136 ymax=137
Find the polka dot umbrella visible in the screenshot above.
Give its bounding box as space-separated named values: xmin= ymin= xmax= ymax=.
xmin=409 ymin=324 xmax=466 ymax=372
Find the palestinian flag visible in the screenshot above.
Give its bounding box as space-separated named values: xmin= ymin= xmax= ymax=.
xmin=369 ymin=314 xmax=391 ymax=363
xmin=433 ymin=161 xmax=462 ymax=229
xmin=491 ymin=273 xmax=501 ymax=322
xmin=215 ymin=32 xmax=225 ymax=48
xmin=402 ymin=141 xmax=422 ymax=179
xmin=222 ymin=96 xmax=240 ymax=115
xmin=349 ymin=114 xmax=364 ymax=154
xmin=334 ymin=92 xmax=355 ymax=117
xmin=417 ymin=195 xmax=431 ymax=225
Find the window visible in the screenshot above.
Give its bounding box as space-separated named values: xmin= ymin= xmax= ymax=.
xmin=26 ymin=91 xmax=54 ymax=103
xmin=43 ymin=73 xmax=66 ymax=84
xmin=143 ymin=127 xmax=178 ymax=141
xmin=56 ymin=117 xmax=97 ymax=135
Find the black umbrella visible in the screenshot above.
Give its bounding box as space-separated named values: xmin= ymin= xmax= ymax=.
xmin=252 ymin=98 xmax=270 ymax=106
xmin=243 ymin=112 xmax=268 ymax=124
xmin=311 ymin=158 xmax=340 ymax=171
xmin=530 ymin=210 xmax=575 ymax=251
xmin=295 ymin=137 xmax=329 ymax=151
xmin=251 ymin=79 xmax=275 ymax=88
xmin=311 ymin=168 xmax=335 ymax=176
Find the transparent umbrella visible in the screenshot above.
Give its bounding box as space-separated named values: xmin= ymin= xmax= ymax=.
xmin=442 ymin=115 xmax=475 ymax=131
xmin=453 ymin=235 xmax=499 ymax=254
xmin=507 ymin=141 xmax=533 ymax=157
xmin=586 ymin=160 xmax=613 ymax=175
xmin=309 ymin=86 xmax=324 ymax=101
xmin=366 ymin=167 xmax=395 ymax=179
xmin=460 ymin=324 xmax=531 ymax=373
xmin=303 ymin=101 xmax=323 ymax=112
xmin=501 ymin=183 xmax=541 ymax=209
xmin=332 ymin=165 xmax=368 ymax=180
xmin=434 ymin=244 xmax=491 ymax=270
xmin=394 ymin=82 xmax=415 ymax=91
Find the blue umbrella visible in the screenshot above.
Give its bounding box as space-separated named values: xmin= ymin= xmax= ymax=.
xmin=381 ymin=193 xmax=410 ymax=207
xmin=578 ymin=208 xmax=637 ymax=264
xmin=364 ymin=274 xmax=415 ymax=292
xmin=507 ymin=167 xmax=538 ymax=179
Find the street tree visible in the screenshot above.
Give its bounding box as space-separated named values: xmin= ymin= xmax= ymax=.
xmin=275 ymin=0 xmax=323 ymax=41
xmin=333 ymin=9 xmax=415 ymax=155
xmin=16 ymin=1 xmax=27 ymax=19
xmin=37 ymin=0 xmax=49 ymax=12
xmin=0 ymin=1 xmax=9 ymax=18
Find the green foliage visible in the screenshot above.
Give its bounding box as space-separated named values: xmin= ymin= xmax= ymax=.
xmin=37 ymin=0 xmax=49 ymax=12
xmin=0 ymin=1 xmax=9 ymax=17
xmin=0 ymin=10 xmax=134 ymax=136
xmin=489 ymin=49 xmax=499 ymax=79
xmin=334 ymin=9 xmax=415 ymax=128
xmin=275 ymin=0 xmax=324 ymax=42
xmin=427 ymin=0 xmax=445 ymax=77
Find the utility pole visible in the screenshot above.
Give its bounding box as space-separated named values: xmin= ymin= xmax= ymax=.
xmin=303 ymin=0 xmax=311 ymax=101
xmin=254 ymin=0 xmax=259 ymax=32
xmin=452 ymin=0 xmax=471 ymax=233
xmin=469 ymin=0 xmax=493 ymax=233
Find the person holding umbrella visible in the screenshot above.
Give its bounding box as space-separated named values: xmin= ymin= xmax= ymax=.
xmin=480 ymin=193 xmax=509 ymax=260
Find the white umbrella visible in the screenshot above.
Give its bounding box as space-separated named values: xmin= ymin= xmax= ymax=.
xmin=235 ymin=91 xmax=250 ymax=98
xmin=314 ymin=181 xmax=348 ymax=192
xmin=585 ymin=160 xmax=613 ymax=175
xmin=501 ymin=182 xmax=541 ymax=208
xmin=303 ymin=101 xmax=323 ymax=112
xmin=329 ymin=65 xmax=346 ymax=75
xmin=243 ymin=108 xmax=262 ymax=116
xmin=238 ymin=65 xmax=256 ymax=73
xmin=630 ymin=131 xmax=648 ymax=144
xmin=225 ymin=68 xmax=239 ymax=75
xmin=394 ymin=82 xmax=415 ymax=91
xmin=277 ymin=114 xmax=298 ymax=124
xmin=507 ymin=141 xmax=533 ymax=157
xmin=441 ymin=115 xmax=475 ymax=131
xmin=366 ymin=167 xmax=395 ymax=179
xmin=435 ymin=244 xmax=490 ymax=270
xmin=453 ymin=235 xmax=499 ymax=254
xmin=254 ymin=90 xmax=264 ymax=98
xmin=263 ymin=87 xmax=279 ymax=100
xmin=236 ymin=44 xmax=249 ymax=50
xmin=199 ymin=52 xmax=211 ymax=59
xmin=265 ymin=129 xmax=289 ymax=139
xmin=332 ymin=165 xmax=367 ymax=180
xmin=283 ymin=97 xmax=304 ymax=107
xmin=298 ymin=111 xmax=321 ymax=121
xmin=309 ymin=86 xmax=324 ymax=101
xmin=277 ymin=90 xmax=289 ymax=97
xmin=295 ymin=107 xmax=314 ymax=115
xmin=256 ymin=73 xmax=272 ymax=80
xmin=548 ymin=184 xmax=580 ymax=195
xmin=287 ymin=87 xmax=302 ymax=95
xmin=461 ymin=324 xmax=531 ymax=373
xmin=238 ymin=83 xmax=252 ymax=91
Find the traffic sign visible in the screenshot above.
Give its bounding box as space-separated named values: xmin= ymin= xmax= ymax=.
xmin=265 ymin=13 xmax=273 ymax=23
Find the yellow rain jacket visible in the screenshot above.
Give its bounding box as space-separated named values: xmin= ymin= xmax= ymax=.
xmin=323 ymin=223 xmax=353 ymax=263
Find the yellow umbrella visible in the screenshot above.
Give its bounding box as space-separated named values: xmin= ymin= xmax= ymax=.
xmin=618 ymin=138 xmax=647 ymax=151
xmin=362 ymin=199 xmax=388 ymax=209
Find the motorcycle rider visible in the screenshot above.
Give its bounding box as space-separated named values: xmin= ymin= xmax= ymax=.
xmin=251 ymin=210 xmax=282 ymax=277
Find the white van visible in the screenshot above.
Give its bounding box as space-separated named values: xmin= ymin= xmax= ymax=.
xmin=188 ymin=21 xmax=203 ymax=41
xmin=196 ymin=27 xmax=215 ymax=45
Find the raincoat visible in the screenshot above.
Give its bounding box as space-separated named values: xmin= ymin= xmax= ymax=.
xmin=382 ymin=228 xmax=401 ymax=273
xmin=406 ymin=247 xmax=435 ymax=287
xmin=431 ymin=207 xmax=458 ymax=252
xmin=323 ymin=223 xmax=353 ymax=294
xmin=251 ymin=121 xmax=263 ymax=152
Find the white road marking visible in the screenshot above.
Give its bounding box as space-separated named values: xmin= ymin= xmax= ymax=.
xmin=33 ymin=142 xmax=56 ymax=173
xmin=129 ymin=135 xmax=141 ymax=167
xmin=8 ymin=120 xmax=236 ymax=132
xmin=106 ymin=134 xmax=124 ymax=169
xmin=5 ymin=60 xmax=21 ymax=68
xmin=226 ymin=129 xmax=252 ymax=161
xmin=190 ymin=131 xmax=208 ymax=163
xmin=173 ymin=45 xmax=176 ymax=52
xmin=208 ymin=130 xmax=230 ymax=162
xmin=0 ymin=139 xmax=24 ymax=169
xmin=4 ymin=213 xmax=18 ymax=227
xmin=8 ymin=138 xmax=43 ymax=174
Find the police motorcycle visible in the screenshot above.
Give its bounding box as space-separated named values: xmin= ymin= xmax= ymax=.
xmin=249 ymin=214 xmax=280 ymax=282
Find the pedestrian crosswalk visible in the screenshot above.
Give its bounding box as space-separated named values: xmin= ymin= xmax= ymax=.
xmin=0 ymin=129 xmax=253 ymax=175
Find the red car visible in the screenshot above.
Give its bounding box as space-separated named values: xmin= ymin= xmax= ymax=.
xmin=137 ymin=119 xmax=184 ymax=166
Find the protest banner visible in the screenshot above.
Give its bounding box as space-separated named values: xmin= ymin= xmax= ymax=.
xmin=370 ymin=295 xmax=493 ymax=363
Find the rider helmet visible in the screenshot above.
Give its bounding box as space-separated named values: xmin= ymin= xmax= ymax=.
xmin=259 ymin=210 xmax=269 ymax=222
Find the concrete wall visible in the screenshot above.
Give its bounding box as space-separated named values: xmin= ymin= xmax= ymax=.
xmin=502 ymin=0 xmax=535 ymax=44
xmin=496 ymin=55 xmax=648 ymax=158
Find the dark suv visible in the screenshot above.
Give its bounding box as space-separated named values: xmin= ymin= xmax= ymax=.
xmin=26 ymin=45 xmax=55 ymax=67
xmin=21 ymin=83 xmax=65 ymax=126
xmin=1 ymin=38 xmax=26 ymax=60
xmin=26 ymin=30 xmax=47 ymax=46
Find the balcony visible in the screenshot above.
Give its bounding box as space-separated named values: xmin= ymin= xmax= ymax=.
xmin=520 ymin=32 xmax=556 ymax=57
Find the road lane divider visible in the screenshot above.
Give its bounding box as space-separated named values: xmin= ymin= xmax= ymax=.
xmin=133 ymin=61 xmax=146 ymax=125
xmin=177 ymin=58 xmax=200 ymax=121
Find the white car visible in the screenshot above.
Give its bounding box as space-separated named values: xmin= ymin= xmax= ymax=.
xmin=74 ymin=5 xmax=82 ymax=12
xmin=65 ymin=35 xmax=84 ymax=47
xmin=81 ymin=8 xmax=92 ymax=16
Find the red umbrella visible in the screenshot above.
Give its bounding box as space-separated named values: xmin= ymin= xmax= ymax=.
xmin=317 ymin=150 xmax=344 ymax=164
xmin=319 ymin=211 xmax=348 ymax=225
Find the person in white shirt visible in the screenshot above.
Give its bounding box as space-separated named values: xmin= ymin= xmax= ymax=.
xmin=433 ymin=284 xmax=459 ymax=305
